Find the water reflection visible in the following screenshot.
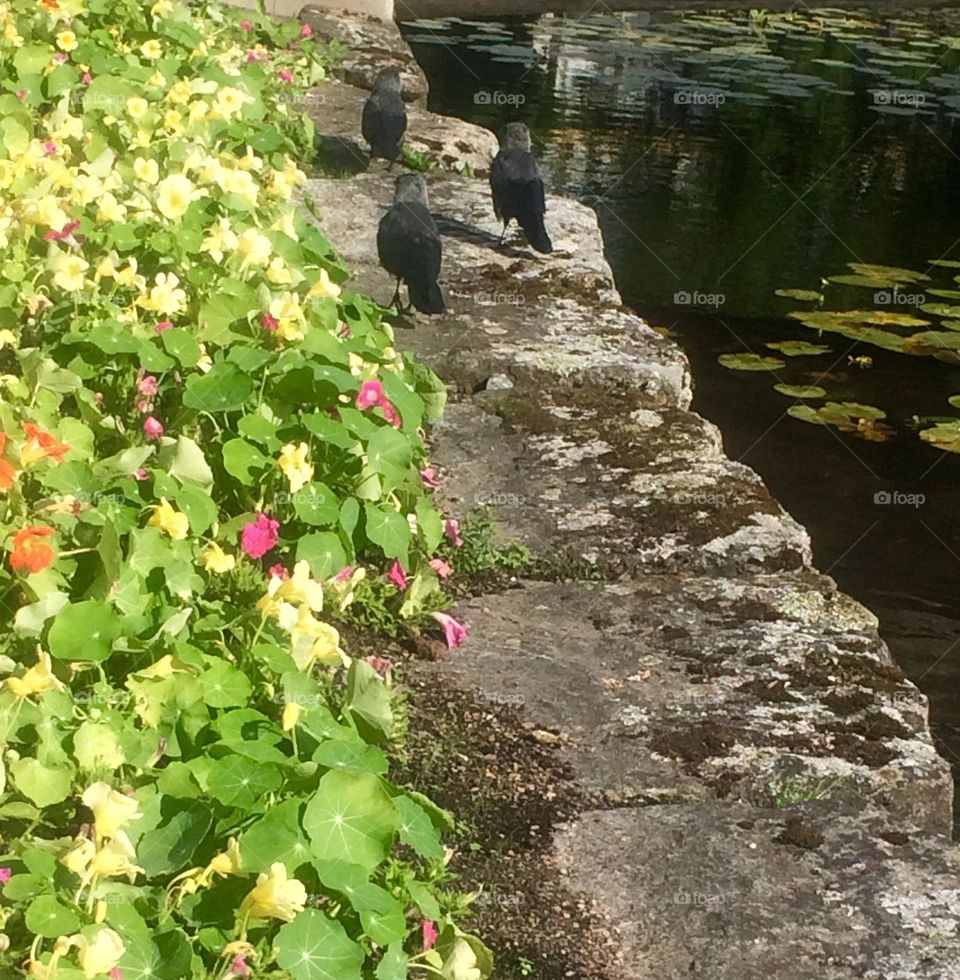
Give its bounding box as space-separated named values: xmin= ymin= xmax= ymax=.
xmin=401 ymin=8 xmax=960 ymax=805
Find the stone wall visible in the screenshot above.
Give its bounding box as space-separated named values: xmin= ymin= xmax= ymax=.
xmin=300 ymin=11 xmax=960 ymax=979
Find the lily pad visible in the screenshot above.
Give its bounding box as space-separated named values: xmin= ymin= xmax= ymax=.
xmin=788 ymin=401 xmax=890 ymax=439
xmin=920 ymin=420 xmax=960 ymax=453
xmin=920 ymin=303 xmax=960 ymax=318
xmin=773 ymin=384 xmax=827 ymax=398
xmin=775 ymin=288 xmax=822 ymax=302
xmin=791 ymin=310 xmax=927 ymax=329
xmin=828 ymin=274 xmax=900 ymax=289
xmin=927 ymin=259 xmax=960 ymax=268
xmin=847 ymin=263 xmax=930 ymax=283
xmin=717 ymin=353 xmax=785 ymax=371
xmin=765 ymin=341 xmax=832 ymax=356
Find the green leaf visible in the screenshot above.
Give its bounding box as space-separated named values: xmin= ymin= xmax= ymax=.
xmin=303 ymin=770 xmax=397 ymax=871
xmin=161 ymin=328 xmax=201 ymax=368
xmin=163 ymin=436 xmax=213 ymax=488
xmin=25 ymin=896 xmax=81 ymax=939
xmin=294 ymin=483 xmax=340 ymax=526
xmin=48 ymin=600 xmax=122 ymax=662
xmin=774 ymin=288 xmax=822 ymax=302
xmin=345 ymin=660 xmax=393 ymax=744
xmin=394 ymin=795 xmax=444 ymax=860
xmin=376 ymin=945 xmax=409 ymax=980
xmin=175 ymin=484 xmax=218 ymax=535
xmin=223 ymin=439 xmax=270 ymax=485
xmin=239 ymin=798 xmax=312 ymax=873
xmin=207 ymin=755 xmax=282 ymax=808
xmin=764 ymin=341 xmax=831 ymax=357
xmin=183 ymin=363 xmax=254 ymax=413
xmin=717 ymin=353 xmax=785 ymax=372
xmin=773 ymin=384 xmax=827 ymax=399
xmin=136 ymin=802 xmax=213 ymax=877
xmin=363 ymin=504 xmax=410 ymax=562
xmin=10 ymin=758 xmax=74 ymax=807
xmin=275 ymin=910 xmax=364 ymax=980
xmin=297 ymin=532 xmax=347 ymax=579
xmin=198 ymin=661 xmax=252 ymax=708
xmin=366 ymin=425 xmax=412 ymax=481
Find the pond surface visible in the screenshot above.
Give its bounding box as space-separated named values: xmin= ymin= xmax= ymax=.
xmin=400 ymin=7 xmax=960 ymax=810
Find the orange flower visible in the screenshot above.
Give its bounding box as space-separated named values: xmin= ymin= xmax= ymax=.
xmin=20 ymin=423 xmax=70 ymax=467
xmin=9 ymin=526 xmax=56 ymax=574
xmin=0 ymin=434 xmax=16 ymax=491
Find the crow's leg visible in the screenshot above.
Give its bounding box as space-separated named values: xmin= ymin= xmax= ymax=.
xmin=389 ymin=279 xmax=402 ymax=310
xmin=497 ymin=221 xmax=508 ymax=247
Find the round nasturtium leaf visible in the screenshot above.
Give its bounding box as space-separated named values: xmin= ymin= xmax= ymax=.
xmin=48 ymin=599 xmax=122 ymax=662
xmin=303 ymin=770 xmax=397 ymax=871
xmin=25 ymin=896 xmax=81 ymax=939
xmin=275 ymin=909 xmax=364 ymax=980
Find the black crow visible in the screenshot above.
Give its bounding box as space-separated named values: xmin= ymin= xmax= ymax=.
xmin=490 ymin=122 xmax=552 ymax=254
xmin=377 ymin=174 xmax=445 ymax=315
xmin=362 ymin=68 xmax=407 ymax=165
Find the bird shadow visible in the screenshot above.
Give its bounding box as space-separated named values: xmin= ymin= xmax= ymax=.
xmin=434 ymin=214 xmax=535 ymax=260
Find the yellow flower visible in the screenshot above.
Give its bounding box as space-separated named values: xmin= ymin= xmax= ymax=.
xmin=140 ymin=39 xmax=163 ymax=59
xmin=88 ymin=830 xmax=143 ymax=882
xmin=201 ymin=542 xmax=235 ymax=574
xmin=282 ymin=702 xmax=302 ymax=732
xmin=163 ymin=109 xmax=184 ymax=134
xmin=56 ymin=31 xmax=78 ymax=51
xmin=148 ymin=498 xmax=189 ymax=540
xmin=6 ymin=650 xmax=64 ymax=700
xmin=290 ymin=606 xmax=346 ymax=671
xmin=200 ymin=218 xmax=238 ymax=264
xmin=203 ymin=837 xmax=243 ymax=881
xmin=236 ymin=228 xmax=271 ymax=268
xmin=307 ymin=268 xmax=342 ymax=301
xmin=147 ymin=71 xmax=166 ymax=88
xmin=166 ymin=79 xmax=192 ymax=104
xmin=61 ymin=837 xmax=96 ymax=876
xmin=219 ymin=168 xmax=258 ymax=205
xmin=187 ymin=99 xmax=209 ymax=124
xmin=70 ymin=928 xmax=125 ymax=980
xmin=126 ymin=97 xmax=149 ymax=120
xmin=238 ymin=862 xmax=307 ymax=923
xmin=133 ymin=157 xmax=159 ymax=184
xmin=268 ymin=291 xmax=306 ymax=342
xmin=212 ymin=86 xmax=250 ymax=120
xmin=0 ymin=329 xmax=17 ymax=350
xmin=52 ymin=254 xmax=89 ymax=292
xmin=4 ymin=23 xmax=23 ymax=47
xmin=152 ymin=0 xmax=174 ymax=14
xmin=279 ymin=560 xmax=324 ymax=612
xmin=96 ymin=192 xmax=127 ymax=223
xmin=81 ymin=782 xmax=142 ymax=842
xmin=266 ymin=257 xmax=292 ymax=286
xmin=278 ymin=442 xmax=313 ymax=494
xmin=137 ymin=272 xmax=186 ymax=314
xmin=115 ymin=258 xmax=145 ymax=291
xmin=271 ymin=209 xmax=298 ymax=240
xmin=156 ymin=174 xmax=195 ymax=221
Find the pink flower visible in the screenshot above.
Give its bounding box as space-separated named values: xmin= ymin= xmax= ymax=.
xmin=380 ymin=401 xmax=401 ymax=428
xmin=108 ymin=970 xmax=123 ymax=980
xmin=339 ymin=322 xmax=352 ymax=338
xmin=356 ymin=380 xmax=385 ymax=410
xmin=0 ymin=868 xmax=11 ymax=883
xmin=365 ymin=655 xmax=392 ymax=675
xmin=43 ymin=141 xmax=57 ymax=155
xmin=432 ymin=611 xmax=467 ymax=649
xmin=240 ymin=19 xmax=253 ymax=29
xmin=138 ymin=375 xmax=159 ymax=397
xmin=387 ymin=560 xmax=407 ymax=590
xmin=300 ymin=23 xmax=313 ymax=38
xmin=53 ymin=52 xmax=68 ymax=64
xmin=82 ymin=72 xmax=92 ymax=84
xmin=444 ymin=519 xmax=463 ymax=549
xmin=156 ymin=320 xmax=173 ymax=333
xmin=143 ymin=416 xmax=164 ymax=441
xmin=43 ymin=221 xmax=80 ymax=243
xmin=422 ymin=920 xmax=438 ymax=951
xmin=278 ymin=69 xmax=294 ymax=83
xmin=230 ymin=955 xmax=250 ymax=978
xmin=333 ymin=564 xmax=355 ymax=581
xmin=241 ymin=513 xmax=280 ymax=559
xmin=429 ymin=557 xmax=453 ymax=579
xmin=132 ymin=468 xmax=148 ymax=481
xmin=268 ymin=564 xmax=288 ymax=579
xmin=420 ymin=467 xmax=443 ymax=489
xmin=15 ymin=88 xmax=26 ymax=101
xmin=260 ymin=312 xmax=279 ymax=332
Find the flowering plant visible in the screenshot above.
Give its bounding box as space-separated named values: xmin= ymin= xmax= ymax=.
xmin=0 ymin=0 xmax=484 ymax=976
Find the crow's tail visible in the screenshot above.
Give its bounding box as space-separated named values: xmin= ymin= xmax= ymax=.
xmin=408 ymin=278 xmax=446 ymax=315
xmin=519 ymin=210 xmax=553 ymax=254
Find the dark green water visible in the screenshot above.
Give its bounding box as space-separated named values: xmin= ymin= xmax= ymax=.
xmin=400 ymin=7 xmax=960 ymax=805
